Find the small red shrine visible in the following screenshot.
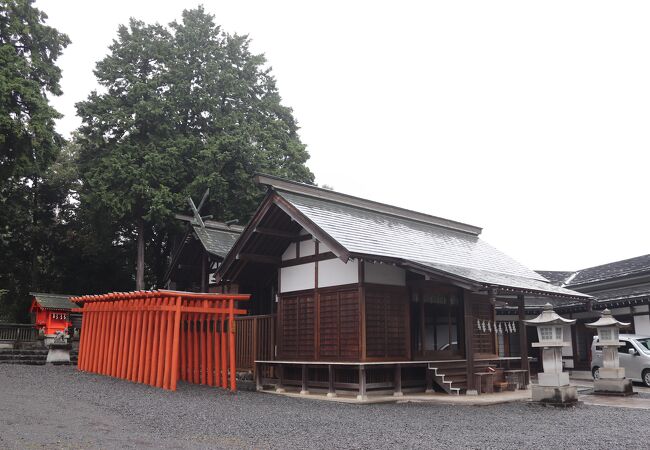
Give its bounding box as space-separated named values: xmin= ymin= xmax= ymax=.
xmin=30 ymin=293 xmax=76 ymax=336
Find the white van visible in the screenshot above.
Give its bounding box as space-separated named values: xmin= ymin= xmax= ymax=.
xmin=591 ymin=334 xmax=650 ymax=387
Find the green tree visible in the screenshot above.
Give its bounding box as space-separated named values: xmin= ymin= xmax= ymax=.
xmin=76 ymin=7 xmax=313 ymax=290
xmin=0 ymin=0 xmax=69 ymax=320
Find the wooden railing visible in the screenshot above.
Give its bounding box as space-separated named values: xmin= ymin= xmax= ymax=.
xmin=0 ymin=323 xmax=38 ymax=342
xmin=235 ymin=314 xmax=274 ymax=372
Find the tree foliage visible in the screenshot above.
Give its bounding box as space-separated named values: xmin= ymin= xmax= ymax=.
xmin=0 ymin=0 xmax=69 ymax=320
xmin=76 ymin=6 xmax=313 ymax=289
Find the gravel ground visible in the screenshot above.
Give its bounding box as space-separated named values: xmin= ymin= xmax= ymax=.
xmin=1 ymin=365 xmax=649 ymax=450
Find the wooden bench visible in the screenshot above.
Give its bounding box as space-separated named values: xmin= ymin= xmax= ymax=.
xmin=473 ymin=372 xmax=494 ymax=394
xmin=504 ymin=369 xmax=529 ymax=390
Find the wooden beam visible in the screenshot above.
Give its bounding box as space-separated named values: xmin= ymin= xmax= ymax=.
xmin=236 ymin=253 xmax=281 ymax=265
xmin=254 ymin=226 xmax=299 ymax=240
xmin=280 ymin=251 xmax=337 ymax=268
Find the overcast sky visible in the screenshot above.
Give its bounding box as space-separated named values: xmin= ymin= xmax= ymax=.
xmin=37 ymin=0 xmax=650 ymax=272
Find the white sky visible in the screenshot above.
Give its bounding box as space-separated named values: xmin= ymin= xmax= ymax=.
xmin=37 ymin=0 xmax=650 ymax=272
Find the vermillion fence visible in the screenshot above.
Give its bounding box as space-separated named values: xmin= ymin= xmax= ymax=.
xmin=72 ymin=290 xmax=249 ymax=391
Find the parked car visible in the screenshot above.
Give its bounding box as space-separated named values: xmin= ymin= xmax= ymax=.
xmin=591 ymin=334 xmax=650 ymax=387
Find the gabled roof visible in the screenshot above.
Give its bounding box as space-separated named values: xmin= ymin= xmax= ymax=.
xmin=175 ymin=215 xmax=243 ymax=258
xmin=535 ymin=270 xmax=574 ymax=287
xmin=217 ymin=175 xmax=589 ymax=300
xmin=31 ymin=293 xmax=76 ymax=311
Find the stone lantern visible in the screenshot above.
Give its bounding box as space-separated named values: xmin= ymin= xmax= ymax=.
xmin=585 ymin=309 xmax=633 ymax=395
xmin=524 ymin=303 xmax=577 ymax=405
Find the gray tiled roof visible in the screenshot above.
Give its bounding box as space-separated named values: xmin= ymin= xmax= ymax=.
xmin=536 ymin=270 xmax=574 ymax=286
xmin=278 ymin=190 xmax=588 ymax=299
xmin=31 ymin=293 xmax=75 ymax=310
xmin=588 ymin=283 xmax=650 ymax=303
xmin=193 ymin=226 xmax=241 ymax=258
xmin=411 ymin=262 xmax=590 ymax=299
xmin=568 ymin=254 xmax=650 ymax=286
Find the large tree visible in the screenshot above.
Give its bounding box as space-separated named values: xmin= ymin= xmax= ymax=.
xmin=76 ymin=7 xmax=313 ymax=290
xmin=0 ymin=0 xmax=70 ymax=320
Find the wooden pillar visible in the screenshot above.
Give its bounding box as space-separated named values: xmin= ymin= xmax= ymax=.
xmin=358 ymin=259 xmax=366 ymax=361
xmin=425 ymin=366 xmax=434 ymax=393
xmin=357 ymin=365 xmax=367 ymax=401
xmin=255 ymin=362 xmax=262 ymax=391
xmin=136 ymin=298 xmax=150 ymax=383
xmin=163 ymin=297 xmax=175 ymax=390
xmin=201 ymin=250 xmax=208 ymax=293
xmin=276 ymin=364 xmax=285 ymax=393
xmin=214 ymin=311 xmax=221 ymax=387
xmin=327 ymin=364 xmax=336 ymax=398
xmin=300 ymin=364 xmax=309 ymax=395
xmin=517 ymin=295 xmax=530 ymax=379
xmin=220 ymin=306 xmax=227 ymax=388
xmin=463 ymin=291 xmax=475 ymax=391
xmin=229 ymin=297 xmax=237 ymax=391
xmin=148 ymin=298 xmax=161 ymax=386
xmin=156 ymin=297 xmax=168 ymax=388
xmin=206 ymin=308 xmax=214 ymax=387
xmin=170 ymin=297 xmax=182 ymax=391
xmin=393 ymin=363 xmax=403 ymax=397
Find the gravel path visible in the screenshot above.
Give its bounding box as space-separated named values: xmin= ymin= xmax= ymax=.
xmin=1 ymin=365 xmax=648 ymax=449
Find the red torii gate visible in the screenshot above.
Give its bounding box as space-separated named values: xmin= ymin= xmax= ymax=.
xmin=72 ymin=290 xmax=249 ymax=391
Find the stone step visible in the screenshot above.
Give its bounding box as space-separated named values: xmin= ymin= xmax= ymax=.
xmin=0 ymin=360 xmax=46 ymax=365
xmin=0 ymin=349 xmax=48 ymax=355
xmin=0 ymin=355 xmax=47 ymax=362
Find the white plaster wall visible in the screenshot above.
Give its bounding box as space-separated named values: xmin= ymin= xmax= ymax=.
xmin=634 ymin=315 xmax=650 ymax=336
xmin=365 ymin=262 xmax=406 ymax=286
xmin=300 ymin=239 xmax=315 ymax=257
xmin=280 ymin=262 xmax=315 ymax=293
xmin=318 ymin=258 xmax=358 ymax=288
xmin=281 ymin=242 xmax=296 ymax=261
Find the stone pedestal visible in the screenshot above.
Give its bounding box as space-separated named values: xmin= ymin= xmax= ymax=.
xmin=46 ymin=342 xmax=71 ymax=365
xmin=532 ymin=385 xmax=578 ymax=405
xmin=538 ymin=372 xmax=570 ymax=387
xmin=594 ymin=378 xmax=634 ymax=396
xmin=599 ymin=367 xmax=625 ymax=379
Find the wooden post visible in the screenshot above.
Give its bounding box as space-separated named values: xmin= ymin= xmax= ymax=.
xmin=252 ymin=316 xmax=258 ymax=377
xmin=229 ymin=297 xmax=237 ymax=391
xmin=163 ymin=298 xmax=175 ymax=390
xmin=221 ymin=305 xmax=227 ymax=388
xmin=425 ymin=366 xmax=434 ymax=393
xmin=463 ymin=291 xmax=475 ymax=391
xmin=137 ymin=298 xmax=150 ymax=383
xmin=300 ymin=364 xmax=309 ymax=395
xmin=357 ymin=365 xmax=367 ymax=401
xmin=214 ymin=311 xmax=221 ymax=387
xmin=170 ymin=297 xmax=182 ymax=391
xmin=201 ymin=250 xmax=208 ymax=293
xmin=148 ymin=298 xmax=161 ymax=386
xmin=517 ymin=295 xmax=530 ymax=381
xmin=327 ymin=364 xmax=336 ymax=398
xmin=276 ymin=364 xmax=285 ymax=393
xmin=394 ymin=363 xmax=403 ymax=397
xmin=255 ymin=362 xmax=262 ymax=391
xmin=206 ymin=308 xmax=214 ymax=386
xmin=156 ymin=297 xmax=168 ymax=388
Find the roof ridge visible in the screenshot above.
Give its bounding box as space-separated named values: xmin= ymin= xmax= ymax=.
xmin=255 ymin=173 xmax=482 ymax=236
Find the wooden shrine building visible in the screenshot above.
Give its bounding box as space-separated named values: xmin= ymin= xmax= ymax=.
xmin=165 ymin=215 xmax=243 ymax=292
xmin=30 ymin=293 xmax=77 ymax=336
xmin=214 ymin=175 xmax=590 ymax=397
